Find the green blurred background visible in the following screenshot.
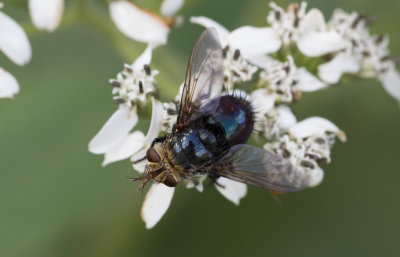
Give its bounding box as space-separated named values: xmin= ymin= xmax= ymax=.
xmin=1 ymin=0 xmax=399 ymax=256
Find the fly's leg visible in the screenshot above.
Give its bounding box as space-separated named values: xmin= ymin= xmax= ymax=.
xmin=208 ymin=173 xmax=226 ymax=189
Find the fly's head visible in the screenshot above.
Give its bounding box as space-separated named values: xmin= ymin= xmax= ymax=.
xmin=133 ymin=139 xmax=180 ymax=191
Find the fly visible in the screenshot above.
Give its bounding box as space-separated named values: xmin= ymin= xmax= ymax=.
xmin=131 ymin=28 xmax=309 ymax=192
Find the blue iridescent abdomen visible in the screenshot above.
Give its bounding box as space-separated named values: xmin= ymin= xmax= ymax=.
xmin=206 ymin=95 xmax=254 ymax=146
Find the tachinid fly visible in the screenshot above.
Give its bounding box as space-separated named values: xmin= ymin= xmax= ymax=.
xmin=132 ymin=28 xmax=310 ymax=192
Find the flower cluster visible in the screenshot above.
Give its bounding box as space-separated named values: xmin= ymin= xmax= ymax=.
xmin=89 ymin=1 xmax=399 ymax=229
xmin=319 ymin=9 xmax=400 ymax=100
xmin=1 ymin=0 xmax=64 ymax=98
xmin=0 ymin=3 xmax=31 ymax=98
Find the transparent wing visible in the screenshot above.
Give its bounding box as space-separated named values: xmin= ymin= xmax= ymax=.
xmin=177 ymin=28 xmax=223 ymax=128
xmin=212 ymin=145 xmax=310 ymax=192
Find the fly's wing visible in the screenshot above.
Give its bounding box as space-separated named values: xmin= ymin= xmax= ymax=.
xmin=177 ymin=28 xmax=223 ymax=128
xmin=212 ymin=145 xmax=310 ymax=192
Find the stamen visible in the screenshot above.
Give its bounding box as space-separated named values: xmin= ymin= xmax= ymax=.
xmin=274 ymin=11 xmax=281 ymax=21
xmin=294 ymin=16 xmax=299 ymax=28
xmin=300 ymin=160 xmax=315 ymax=169
xmin=138 ymin=81 xmax=144 ymax=94
xmin=380 ymin=55 xmax=391 ymax=62
xmin=223 ymin=46 xmax=229 ymax=58
xmin=375 ymin=34 xmax=385 ymax=44
xmin=283 ymin=65 xmax=290 ymax=74
xmin=124 ymin=65 xmax=133 ymax=73
xmin=315 ymin=137 xmax=326 ymax=144
xmin=110 ymin=80 xmax=121 ymax=88
xmin=113 ymin=97 xmax=126 ymax=104
xmin=233 ymin=49 xmax=241 ymax=61
xmin=282 ymin=149 xmax=291 ymax=158
xmin=362 ymin=51 xmax=371 ymax=57
xmin=144 ymin=64 xmax=151 ymax=75
xmin=365 ymin=16 xmax=377 ymax=27
xmin=351 ymin=12 xmax=366 ymax=28
xmin=391 ymin=57 xmax=400 ymax=65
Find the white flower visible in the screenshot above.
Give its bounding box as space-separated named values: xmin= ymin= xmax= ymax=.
xmin=109 ymin=0 xmax=184 ymax=47
xmin=141 ymin=183 xmax=175 ymax=229
xmin=190 ymin=16 xmax=279 ymax=89
xmin=29 ymin=0 xmax=64 ymax=32
xmin=318 ymin=53 xmax=360 ymax=84
xmin=266 ymin=117 xmax=345 ymax=188
xmin=379 ymin=68 xmax=400 ymax=102
xmin=255 ymin=56 xmax=326 ymax=106
xmin=319 ymin=9 xmax=400 ymax=102
xmin=222 ymin=46 xmax=257 ymax=90
xmin=160 ymin=0 xmax=184 ymax=17
xmin=161 ymin=101 xmax=178 ymax=132
xmin=267 ymin=2 xmax=346 ymax=57
xmin=140 ymin=175 xmax=247 ymax=229
xmin=0 ymin=9 xmax=31 ymax=66
xmin=0 ymin=68 xmax=19 ymax=98
xmin=89 ymin=46 xmax=162 ymax=165
xmin=251 ymin=101 xmax=297 ymax=140
xmin=184 ymin=174 xmax=207 ymax=192
xmin=214 ymin=177 xmax=247 ymax=205
xmin=289 ymin=116 xmax=346 ymax=142
xmin=0 ymin=4 xmax=32 ymax=98
xmin=110 ymin=45 xmax=158 ymax=107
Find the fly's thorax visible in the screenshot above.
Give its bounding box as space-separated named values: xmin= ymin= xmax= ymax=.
xmin=144 ymin=141 xmax=181 ymax=187
xmin=168 ymin=128 xmax=219 ymax=170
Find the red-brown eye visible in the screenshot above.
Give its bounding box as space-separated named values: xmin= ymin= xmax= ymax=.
xmin=146 ymin=147 xmax=161 ymax=163
xmin=163 ymin=174 xmax=177 ymax=187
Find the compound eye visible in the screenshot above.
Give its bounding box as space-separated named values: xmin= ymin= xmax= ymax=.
xmin=163 ymin=174 xmax=178 ymax=187
xmin=146 ymin=147 xmax=161 ymax=163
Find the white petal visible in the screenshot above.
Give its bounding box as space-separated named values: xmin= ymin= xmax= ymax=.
xmin=246 ymin=54 xmax=275 ymax=68
xmin=0 ymin=11 xmax=31 ymax=66
xmin=131 ymin=148 xmax=148 ymax=173
xmin=110 ymin=0 xmax=169 ymax=46
xmin=185 ymin=175 xmax=206 ymax=192
xmin=215 ymin=177 xmax=247 ymax=205
xmin=290 ymin=117 xmax=346 ymax=142
xmin=141 ymin=184 xmax=175 ymax=229
xmin=318 ymin=53 xmax=360 ymax=84
xmin=132 ymin=44 xmax=153 ymax=70
xmin=29 ymin=0 xmax=64 ymax=32
xmin=160 ymin=0 xmax=184 ymax=17
xmin=307 ymin=167 xmax=324 ymax=187
xmin=229 ymin=26 xmax=281 ymax=56
xmin=190 ymin=16 xmax=230 ymax=43
xmin=251 ymin=88 xmax=275 ymax=114
xmin=301 ymin=8 xmax=325 ymax=33
xmin=102 ymin=131 xmax=145 ymax=166
xmin=143 ymin=97 xmax=164 ymax=145
xmin=297 ymin=67 xmax=327 ymax=92
xmin=379 ymin=69 xmax=400 ymax=102
xmin=89 ymin=106 xmax=138 ymax=154
xmin=195 ymin=183 xmax=204 ymax=192
xmin=297 ymin=31 xmax=346 ymax=57
xmin=0 ymin=68 xmax=19 ymax=98
xmin=276 ymin=105 xmax=297 ymax=130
